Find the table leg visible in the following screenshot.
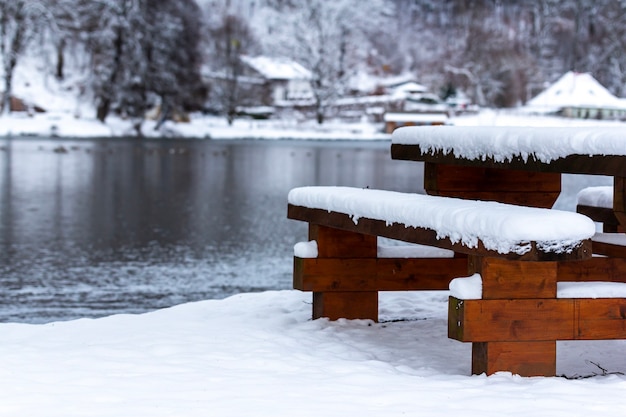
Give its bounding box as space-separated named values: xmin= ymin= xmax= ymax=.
xmin=467 ymin=257 xmax=559 ymax=376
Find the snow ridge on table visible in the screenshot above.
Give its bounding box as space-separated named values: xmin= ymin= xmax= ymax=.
xmin=288 ymin=186 xmax=595 ymax=255
xmin=392 ymin=126 xmax=626 ymax=163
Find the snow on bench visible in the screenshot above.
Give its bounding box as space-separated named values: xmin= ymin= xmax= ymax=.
xmin=288 ymin=186 xmax=595 ymax=257
xmin=391 ymin=125 xmax=626 ymax=163
xmin=577 ymin=186 xmax=613 ymax=209
xmin=294 ymin=239 xmax=454 ymax=259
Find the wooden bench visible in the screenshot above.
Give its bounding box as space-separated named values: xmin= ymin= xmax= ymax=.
xmin=288 ymin=186 xmax=600 ymax=376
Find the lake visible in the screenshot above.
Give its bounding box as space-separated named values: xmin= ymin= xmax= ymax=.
xmin=0 ymin=137 xmax=610 ymax=323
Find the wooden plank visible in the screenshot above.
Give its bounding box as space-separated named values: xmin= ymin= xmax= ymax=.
xmin=449 ymin=297 xmax=626 ymax=342
xmin=591 ymin=240 xmax=626 ymax=258
xmin=470 ymin=257 xmax=557 ymax=299
xmin=614 ymin=177 xmax=626 ymax=231
xmin=312 ymin=292 xmax=378 ymax=321
xmin=309 ymin=224 xmax=376 ymax=258
xmin=391 ymin=144 xmax=626 ymax=176
xmin=424 ymin=163 xmax=560 ymax=208
xmin=448 ymin=297 xmax=574 ymax=342
xmin=557 ymin=257 xmax=626 ymax=282
xmin=576 ymin=205 xmax=619 ymax=232
xmin=576 ymin=298 xmax=626 ymax=339
xmin=294 ymin=257 xmax=468 ymax=291
xmin=471 ymin=341 xmax=556 ymax=376
xmin=288 ymin=205 xmax=591 ymax=262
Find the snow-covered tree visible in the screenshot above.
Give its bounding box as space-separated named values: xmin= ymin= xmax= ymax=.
xmin=202 ymin=1 xmax=258 ymax=125
xmin=0 ymin=0 xmax=50 ymax=115
xmin=80 ymin=0 xmax=204 ymax=135
xmin=260 ymin=0 xmax=387 ymax=123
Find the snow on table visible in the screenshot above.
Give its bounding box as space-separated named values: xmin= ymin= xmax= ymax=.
xmin=288 ymin=186 xmax=595 ymax=255
xmin=392 ymin=126 xmax=626 ymax=163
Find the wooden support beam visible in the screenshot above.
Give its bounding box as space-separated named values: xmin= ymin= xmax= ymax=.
xmin=294 ymin=257 xmax=468 ymax=292
xmin=576 ymin=204 xmax=619 ymax=233
xmin=449 ymin=296 xmax=626 ymax=342
xmin=423 ymin=163 xmax=561 ymax=208
xmin=471 ymin=341 xmax=556 ymax=377
xmin=557 ymin=257 xmax=626 ymax=282
xmin=307 ymin=225 xmax=378 ymax=321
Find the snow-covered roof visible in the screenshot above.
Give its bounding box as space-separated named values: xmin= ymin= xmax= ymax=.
xmin=391 ymin=81 xmax=429 ymax=98
xmin=526 ymin=71 xmax=626 ymax=111
xmin=240 ymin=56 xmax=312 ymax=80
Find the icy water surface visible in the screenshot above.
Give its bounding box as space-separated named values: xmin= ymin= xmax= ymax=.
xmin=0 ymin=137 xmax=428 ymax=322
xmin=0 ymin=137 xmax=611 ymax=323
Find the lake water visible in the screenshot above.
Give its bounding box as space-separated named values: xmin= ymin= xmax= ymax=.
xmin=0 ymin=137 xmax=610 ymax=323
xmin=0 ymin=138 xmax=427 ymax=323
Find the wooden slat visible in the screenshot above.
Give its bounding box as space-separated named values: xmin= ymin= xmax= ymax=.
xmin=449 ymin=296 xmax=626 ymax=342
xmin=449 ymin=297 xmax=573 ymax=342
xmin=576 ymin=298 xmax=626 ymax=339
xmin=591 ymin=240 xmax=626 ymax=258
xmin=557 ymin=257 xmax=626 ymax=282
xmin=614 ymin=176 xmax=626 ymax=231
xmin=294 ymin=257 xmax=468 ymax=292
xmin=424 ymin=163 xmax=560 ymax=208
xmin=288 ymin=205 xmax=591 ymax=262
xmin=391 ymin=144 xmax=626 ymax=176
xmin=576 ymin=205 xmax=619 ymax=232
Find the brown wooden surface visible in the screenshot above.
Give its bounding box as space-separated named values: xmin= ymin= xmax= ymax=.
xmin=614 ymin=177 xmax=626 ymax=230
xmin=449 ymin=296 xmax=626 ymax=342
xmin=471 ymin=341 xmax=556 ymax=376
xmin=470 ymin=257 xmax=557 ymax=299
xmin=557 ymin=257 xmax=626 ymax=282
xmin=294 ymin=257 xmax=468 ymax=292
xmin=309 ymin=225 xmax=378 ymax=321
xmin=424 ymin=163 xmax=561 ymax=208
xmin=309 ymin=224 xmax=377 ymax=258
xmin=591 ymin=240 xmax=626 ymax=258
xmin=312 ymin=292 xmax=378 ymax=321
xmin=288 ymin=205 xmax=592 ymax=262
xmin=576 ymin=205 xmax=620 ymax=232
xmin=391 ymin=144 xmax=626 ymax=176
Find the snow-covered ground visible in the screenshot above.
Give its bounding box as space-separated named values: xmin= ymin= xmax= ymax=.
xmin=1 ymin=290 xmax=625 ymax=416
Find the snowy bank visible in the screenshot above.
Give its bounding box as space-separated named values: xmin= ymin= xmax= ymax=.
xmin=1 ymin=290 xmax=625 ymax=417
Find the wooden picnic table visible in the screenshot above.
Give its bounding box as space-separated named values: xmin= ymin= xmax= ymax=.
xmin=391 ymin=126 xmax=626 ymax=226
xmin=390 ymin=125 xmax=626 ymax=376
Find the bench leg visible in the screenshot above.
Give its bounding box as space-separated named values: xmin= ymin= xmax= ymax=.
xmin=472 ymin=342 xmax=556 ymax=376
xmin=313 ymin=292 xmax=378 ymax=321
xmin=308 ymin=225 xmax=378 ymax=321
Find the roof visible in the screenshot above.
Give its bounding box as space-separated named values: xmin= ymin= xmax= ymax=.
xmin=240 ymin=56 xmax=312 ymax=81
xmin=526 ymin=71 xmax=626 ymax=110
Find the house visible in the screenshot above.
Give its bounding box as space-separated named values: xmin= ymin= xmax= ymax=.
xmin=525 ymin=71 xmax=626 ymax=120
xmin=239 ymin=55 xmax=314 ymax=104
xmin=383 ymin=112 xmax=449 ymax=133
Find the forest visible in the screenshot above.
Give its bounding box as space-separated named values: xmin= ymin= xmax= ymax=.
xmin=1 ymin=0 xmax=626 ymax=125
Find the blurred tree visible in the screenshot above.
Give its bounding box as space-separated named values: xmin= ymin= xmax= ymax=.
xmin=0 ymin=0 xmax=50 ymax=115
